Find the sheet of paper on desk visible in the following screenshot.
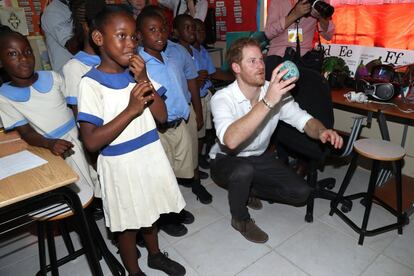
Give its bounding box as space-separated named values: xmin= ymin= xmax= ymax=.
xmin=0 ymin=150 xmax=48 ymax=180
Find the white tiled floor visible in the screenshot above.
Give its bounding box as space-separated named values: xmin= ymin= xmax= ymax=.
xmin=1 ymin=164 xmax=413 ymax=276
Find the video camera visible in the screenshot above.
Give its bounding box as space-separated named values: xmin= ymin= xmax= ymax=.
xmin=308 ymin=0 xmax=334 ymax=19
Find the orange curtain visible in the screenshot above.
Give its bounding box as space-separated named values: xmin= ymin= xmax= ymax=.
xmin=326 ymin=3 xmax=414 ymax=50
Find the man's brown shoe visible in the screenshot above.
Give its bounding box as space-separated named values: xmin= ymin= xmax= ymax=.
xmin=247 ymin=197 xmax=263 ymax=210
xmin=231 ymin=218 xmax=269 ymax=243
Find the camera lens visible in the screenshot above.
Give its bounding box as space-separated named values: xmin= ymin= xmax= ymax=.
xmin=309 ymin=0 xmax=334 ymax=18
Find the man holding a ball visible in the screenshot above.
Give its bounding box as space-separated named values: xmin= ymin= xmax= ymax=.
xmin=209 ymin=38 xmax=342 ymax=243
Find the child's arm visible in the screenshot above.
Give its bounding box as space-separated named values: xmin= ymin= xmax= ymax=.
xmin=129 ymin=55 xmax=167 ymax=123
xmin=197 ymin=70 xmax=209 ymax=88
xmin=16 ymin=124 xmax=74 ymax=156
xmin=79 ymin=82 xmax=154 ymax=152
xmin=148 ymin=92 xmax=167 ymax=124
xmin=188 ymin=78 xmax=204 ymax=130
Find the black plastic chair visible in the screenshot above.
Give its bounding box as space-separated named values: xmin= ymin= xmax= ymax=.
xmin=274 ymin=67 xmax=358 ymax=222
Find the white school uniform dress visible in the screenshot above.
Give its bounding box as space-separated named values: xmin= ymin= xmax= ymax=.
xmin=77 ymin=68 xmax=185 ymax=232
xmin=62 ymin=51 xmax=101 ymax=106
xmin=62 ymin=51 xmax=101 ymax=197
xmin=0 ymin=71 xmax=95 ymax=205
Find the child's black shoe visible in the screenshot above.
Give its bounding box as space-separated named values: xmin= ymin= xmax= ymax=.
xmin=148 ymin=252 xmax=186 ymax=276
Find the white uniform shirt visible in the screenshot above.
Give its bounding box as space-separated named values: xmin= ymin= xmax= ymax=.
xmin=209 ymin=80 xmax=313 ymax=159
xmin=0 ymin=71 xmax=75 ymax=135
xmin=62 ymin=51 xmax=101 ymax=105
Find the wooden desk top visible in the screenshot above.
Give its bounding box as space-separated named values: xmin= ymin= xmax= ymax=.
xmin=331 ymin=88 xmax=414 ymax=121
xmin=0 ymin=146 xmax=78 ymax=208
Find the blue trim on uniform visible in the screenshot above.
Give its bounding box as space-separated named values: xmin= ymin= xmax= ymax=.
xmin=157 ymin=86 xmax=167 ymax=97
xmin=4 ymin=119 xmax=29 ymax=130
xmin=84 ymin=67 xmax=135 ymax=89
xmin=44 ymin=118 xmax=76 ymax=139
xmin=101 ymin=128 xmax=159 ymax=156
xmin=66 ymin=96 xmax=78 ymax=105
xmin=73 ymin=51 xmax=100 ymax=67
xmin=0 ymin=71 xmax=53 ymax=102
xmin=33 ymin=71 xmax=54 ymax=93
xmin=77 ymin=112 xmax=104 ymax=126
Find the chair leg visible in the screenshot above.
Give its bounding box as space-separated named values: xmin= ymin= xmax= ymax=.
xmin=394 ymin=159 xmax=403 ymax=235
xmin=358 ymin=160 xmax=380 ymax=245
xmin=88 ymin=215 xmax=125 ymax=276
xmin=59 ymin=220 xmax=75 ymax=255
xmin=305 ymin=169 xmax=318 ymax=223
xmin=330 ymin=153 xmax=358 ymax=216
xmin=37 ymin=222 xmax=47 ymax=276
xmin=46 ymin=222 xmax=59 ymax=276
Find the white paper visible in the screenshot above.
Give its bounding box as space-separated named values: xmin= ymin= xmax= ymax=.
xmin=0 ymin=150 xmax=48 ymax=180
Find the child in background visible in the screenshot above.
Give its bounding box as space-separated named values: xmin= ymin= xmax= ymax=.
xmin=0 ymin=29 xmax=95 ymax=202
xmin=62 ymin=0 xmax=105 ymax=117
xmin=61 ymin=0 xmax=105 ymax=209
xmin=140 ymin=5 xmax=212 ymax=205
xmin=173 ymin=14 xmax=214 ymax=169
xmin=77 ymin=6 xmax=185 ymax=276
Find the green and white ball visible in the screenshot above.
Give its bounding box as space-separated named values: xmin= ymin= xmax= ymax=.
xmin=279 ymin=60 xmax=300 ymax=81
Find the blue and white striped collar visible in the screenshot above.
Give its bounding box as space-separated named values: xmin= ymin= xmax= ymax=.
xmin=84 ymin=67 xmax=135 ymax=89
xmin=73 ymin=51 xmax=100 ymax=67
xmin=0 ymin=71 xmax=54 ymax=102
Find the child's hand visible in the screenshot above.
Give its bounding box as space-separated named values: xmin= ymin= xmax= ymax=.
xmin=126 ymin=81 xmax=155 ymax=117
xmin=196 ymin=70 xmax=208 ymax=87
xmin=47 ymin=139 xmax=74 ymax=156
xmin=129 ymin=54 xmax=149 ymax=83
xmin=197 ymin=70 xmax=209 ymax=82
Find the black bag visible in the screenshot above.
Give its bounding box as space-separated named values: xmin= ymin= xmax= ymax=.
xmin=284 ymin=22 xmax=324 ymax=73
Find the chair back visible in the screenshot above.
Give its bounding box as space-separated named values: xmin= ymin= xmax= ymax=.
xmin=275 ymin=67 xmax=334 ymax=163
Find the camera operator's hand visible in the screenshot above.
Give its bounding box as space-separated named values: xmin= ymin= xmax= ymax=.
xmin=293 ymin=0 xmax=311 ymax=20
xmin=310 ymin=8 xmax=321 ymax=19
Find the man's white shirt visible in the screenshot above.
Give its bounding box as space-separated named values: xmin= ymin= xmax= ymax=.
xmin=209 ymin=80 xmax=313 ymax=159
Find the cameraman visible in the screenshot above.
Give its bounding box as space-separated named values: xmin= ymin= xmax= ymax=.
xmin=264 ymin=0 xmax=335 ymax=79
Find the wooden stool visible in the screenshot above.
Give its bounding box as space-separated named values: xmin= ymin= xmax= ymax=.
xmin=31 ymin=182 xmax=124 ymax=276
xmin=329 ymin=138 xmax=409 ymax=245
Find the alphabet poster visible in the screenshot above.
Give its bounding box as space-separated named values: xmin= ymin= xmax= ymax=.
xmin=322 ymin=44 xmax=414 ymax=76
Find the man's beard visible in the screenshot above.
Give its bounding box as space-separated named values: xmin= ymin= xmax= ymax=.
xmin=242 ymin=73 xmax=265 ymax=87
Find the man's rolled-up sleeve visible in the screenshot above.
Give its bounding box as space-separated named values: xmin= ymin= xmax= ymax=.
xmin=279 ymin=95 xmax=313 ymax=132
xmin=210 ymin=91 xmax=235 ymax=145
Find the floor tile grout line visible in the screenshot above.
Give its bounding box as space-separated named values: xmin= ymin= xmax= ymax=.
xmin=273 ymin=220 xmax=314 ymax=251
xmin=272 ymin=249 xmax=311 ymax=276
xmin=383 ymin=252 xmax=414 ymax=271
xmin=233 ymin=250 xmax=274 ymax=276
xmin=315 ymin=212 xmax=400 ymax=253
xmin=168 ymin=244 xmax=203 ymax=276
xmin=165 ymin=215 xmax=227 ymax=247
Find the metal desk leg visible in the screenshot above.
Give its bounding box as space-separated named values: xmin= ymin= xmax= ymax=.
xmin=88 ymin=218 xmax=125 ymax=276
xmin=53 ymin=187 xmax=103 ymax=276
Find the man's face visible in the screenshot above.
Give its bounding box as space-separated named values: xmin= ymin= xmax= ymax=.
xmin=235 ymin=46 xmax=265 ymax=87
